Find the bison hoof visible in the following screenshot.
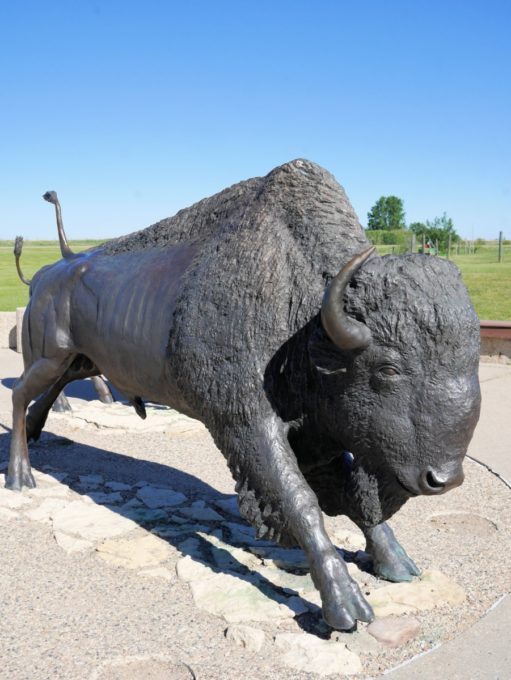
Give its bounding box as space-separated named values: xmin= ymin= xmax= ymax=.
xmin=364 ymin=522 xmax=421 ymax=583
xmin=5 ymin=466 xmax=36 ymax=491
xmin=372 ymin=552 xmax=421 ymax=582
xmin=317 ymin=553 xmax=374 ymax=631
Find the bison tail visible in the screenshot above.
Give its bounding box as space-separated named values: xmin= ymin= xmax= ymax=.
xmin=43 ymin=191 xmax=74 ymax=259
xmin=14 ymin=236 xmax=31 ymax=286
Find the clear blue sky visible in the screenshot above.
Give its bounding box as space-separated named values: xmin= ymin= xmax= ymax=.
xmin=1 ymin=0 xmax=509 ymax=241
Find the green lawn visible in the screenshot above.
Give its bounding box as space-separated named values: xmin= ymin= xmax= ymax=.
xmin=0 ymin=240 xmax=105 ymax=312
xmin=375 ymin=244 xmax=511 ymax=320
xmin=1 ymin=240 xmax=510 ymax=320
xmin=450 ymin=247 xmax=511 ymax=320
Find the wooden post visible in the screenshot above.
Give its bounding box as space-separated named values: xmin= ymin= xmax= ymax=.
xmin=411 ymin=233 xmax=416 ymax=253
xmin=499 ymin=231 xmax=503 ymax=263
xmin=422 ymin=234 xmax=426 ymax=253
xmin=435 ymin=239 xmax=439 ymax=256
xmin=447 ymin=234 xmax=451 ymax=259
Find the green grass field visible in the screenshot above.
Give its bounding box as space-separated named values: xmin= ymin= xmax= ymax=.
xmin=375 ymin=244 xmax=511 ymax=320
xmin=0 ymin=240 xmax=106 ymax=312
xmin=1 ymin=240 xmax=510 ymax=320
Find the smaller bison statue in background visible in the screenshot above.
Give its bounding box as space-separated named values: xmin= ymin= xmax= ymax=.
xmin=7 ymin=160 xmax=481 ymax=631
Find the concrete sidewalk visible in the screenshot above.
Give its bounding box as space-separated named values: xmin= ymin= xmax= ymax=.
xmin=388 ymin=361 xmax=511 ymax=679
xmin=0 ymin=348 xmax=510 ymax=679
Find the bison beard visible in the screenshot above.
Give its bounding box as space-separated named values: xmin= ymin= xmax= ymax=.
xmin=7 ymin=159 xmax=481 ymax=631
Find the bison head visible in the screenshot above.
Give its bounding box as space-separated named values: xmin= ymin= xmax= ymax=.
xmin=314 ymin=250 xmax=481 ymax=499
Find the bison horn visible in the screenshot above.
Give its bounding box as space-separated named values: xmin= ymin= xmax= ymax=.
xmin=321 ymin=246 xmax=375 ymax=351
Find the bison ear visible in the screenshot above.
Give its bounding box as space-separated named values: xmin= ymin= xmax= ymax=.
xmin=308 ymin=326 xmax=350 ymax=375
xmin=321 ymin=247 xmax=374 ymax=351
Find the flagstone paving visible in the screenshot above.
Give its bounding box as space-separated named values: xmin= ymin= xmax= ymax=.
xmin=0 ymin=463 xmax=492 ymax=676
xmin=0 ymin=363 xmax=510 ymax=678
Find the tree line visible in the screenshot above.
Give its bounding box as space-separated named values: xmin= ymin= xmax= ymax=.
xmin=367 ymin=196 xmax=459 ymax=251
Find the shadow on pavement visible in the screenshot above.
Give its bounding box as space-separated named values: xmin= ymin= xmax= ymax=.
xmin=0 ymin=426 xmax=341 ymax=637
xmin=1 ymin=376 xmax=123 ymax=402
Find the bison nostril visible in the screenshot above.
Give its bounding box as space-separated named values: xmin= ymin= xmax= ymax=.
xmin=426 ymin=470 xmax=446 ymax=489
xmin=418 ymin=466 xmax=465 ymax=495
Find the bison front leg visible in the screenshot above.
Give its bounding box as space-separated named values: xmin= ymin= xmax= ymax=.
xmin=338 ymin=466 xmax=420 ymax=582
xmin=363 ymin=522 xmax=420 ymax=582
xmin=226 ymin=415 xmax=374 ymax=631
xmin=304 ymin=456 xmax=420 ymax=583
xmin=338 ymin=464 xmax=421 ymax=583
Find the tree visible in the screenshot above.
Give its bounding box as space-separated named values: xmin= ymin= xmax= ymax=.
xmin=367 ymin=196 xmax=406 ymax=231
xmin=409 ymin=213 xmax=459 ymax=250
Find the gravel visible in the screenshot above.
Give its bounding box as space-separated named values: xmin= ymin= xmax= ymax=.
xmin=0 ymin=409 xmax=509 ymax=679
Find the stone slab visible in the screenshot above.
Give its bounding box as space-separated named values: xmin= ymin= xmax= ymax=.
xmin=51 ymin=501 xmax=137 ymax=541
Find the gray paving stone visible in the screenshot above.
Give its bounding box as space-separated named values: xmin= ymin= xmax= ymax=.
xmin=212 ymin=496 xmax=241 ymax=517
xmin=188 ymin=570 xmax=301 ymax=623
xmin=136 ymin=485 xmax=187 ymax=509
xmin=96 ymin=534 xmax=173 ymax=569
xmin=0 ymin=487 xmax=33 ymax=509
xmin=53 ymin=531 xmax=93 ymax=554
xmin=274 ymin=632 xmax=362 ymax=675
xmin=223 ymin=521 xmax=275 ymax=546
xmin=51 ymin=500 xmax=137 ymax=541
xmin=151 ymin=523 xmax=210 ymax=538
xmin=24 ymin=498 xmax=70 ymax=524
xmin=366 ymin=569 xmax=466 ymax=617
xmin=117 ymin=505 xmax=168 ymax=523
xmin=225 ymin=624 xmax=266 ymax=652
xmin=177 ymin=506 xmax=223 ymax=522
xmin=26 ymin=485 xmax=72 ymax=500
xmin=79 ymin=474 xmax=105 ymax=486
xmin=104 ymin=481 xmax=132 ymax=492
xmin=86 ymin=491 xmax=125 ymax=505
xmin=249 ymin=545 xmax=309 ymax=571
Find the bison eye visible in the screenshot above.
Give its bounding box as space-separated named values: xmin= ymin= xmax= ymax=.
xmin=378 ymin=365 xmax=400 ymax=377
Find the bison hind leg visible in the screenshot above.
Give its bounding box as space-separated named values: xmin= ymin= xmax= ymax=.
xmin=8 ymin=355 xmax=74 ymax=489
xmin=91 ymin=375 xmax=115 ymax=404
xmin=26 ymin=354 xmax=101 ymax=442
xmin=51 ymin=391 xmax=72 ymax=413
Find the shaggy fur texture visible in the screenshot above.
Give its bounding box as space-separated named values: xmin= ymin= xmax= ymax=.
xmin=9 ymin=159 xmax=481 ymax=630
xmin=99 ymin=160 xmax=480 ymax=542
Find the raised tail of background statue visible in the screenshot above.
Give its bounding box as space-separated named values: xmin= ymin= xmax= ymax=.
xmin=13 ymin=236 xmax=31 ymax=286
xmin=43 ymin=190 xmax=74 ymax=258
xmin=13 ymin=211 xmax=114 ymax=410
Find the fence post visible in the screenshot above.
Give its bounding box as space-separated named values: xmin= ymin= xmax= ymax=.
xmin=498 ymin=231 xmax=503 ymax=263
xmin=447 ymin=234 xmax=451 ymax=259
xmin=411 ymin=233 xmax=416 ymax=253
